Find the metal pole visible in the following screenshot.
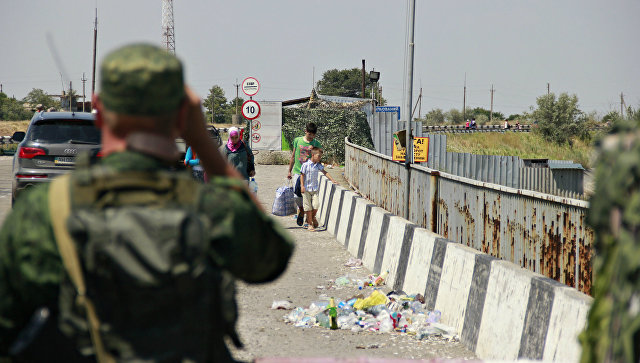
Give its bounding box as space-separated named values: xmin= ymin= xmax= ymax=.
xmin=404 ymin=0 xmax=416 ymax=220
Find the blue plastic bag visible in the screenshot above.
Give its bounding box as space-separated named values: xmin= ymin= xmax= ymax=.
xmin=272 ymin=180 xmax=296 ymax=216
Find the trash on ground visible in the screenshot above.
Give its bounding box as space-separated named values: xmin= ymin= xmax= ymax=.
xmin=344 ymin=257 xmax=363 ymax=268
xmin=283 ymin=288 xmax=458 ymax=342
xmin=271 ymin=300 xmax=294 ymax=310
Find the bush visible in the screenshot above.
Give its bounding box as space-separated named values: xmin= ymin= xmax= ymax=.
xmin=531 ymin=93 xmax=590 ymax=145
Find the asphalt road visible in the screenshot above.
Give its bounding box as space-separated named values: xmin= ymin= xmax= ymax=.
xmin=0 ymin=158 xmax=475 ymax=361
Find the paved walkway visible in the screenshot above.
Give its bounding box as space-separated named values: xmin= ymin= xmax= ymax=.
xmin=230 ymin=164 xmax=475 ymax=361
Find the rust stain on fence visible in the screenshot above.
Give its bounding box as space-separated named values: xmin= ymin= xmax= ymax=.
xmin=344 ymin=140 xmax=594 ymax=295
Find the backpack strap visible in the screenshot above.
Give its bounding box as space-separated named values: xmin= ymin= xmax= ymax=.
xmin=49 ymin=174 xmax=115 ymax=363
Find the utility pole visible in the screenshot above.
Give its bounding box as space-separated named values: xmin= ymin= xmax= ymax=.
xmin=547 ymin=83 xmax=550 ymax=95
xmin=69 ymin=81 xmax=73 ymax=111
xmin=162 ymin=0 xmax=176 ymax=54
xmin=490 ymin=84 xmax=495 ymax=122
xmin=91 ymin=8 xmax=97 ymax=98
xmin=234 ymin=79 xmax=240 ymax=115
xmin=81 ymin=73 xmax=87 ymax=112
xmin=361 ymin=59 xmax=366 ymax=98
xmin=0 ymin=84 xmax=3 ymax=93
xmin=621 ymin=92 xmax=625 ymax=117
xmin=403 ymin=0 xmax=416 ymax=220
xmin=463 ymin=73 xmax=467 ymax=122
xmin=418 ymin=87 xmax=422 ymax=119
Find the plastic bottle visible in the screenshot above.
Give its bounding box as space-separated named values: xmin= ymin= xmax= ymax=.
xmin=249 ymin=177 xmax=258 ymax=194
xmin=357 ymin=279 xmax=364 ymax=290
xmin=374 ymin=270 xmax=389 ymax=286
xmin=328 ymin=298 xmax=339 ymax=330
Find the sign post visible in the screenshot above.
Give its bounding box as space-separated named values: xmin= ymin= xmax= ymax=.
xmin=392 ymin=137 xmax=429 ymax=163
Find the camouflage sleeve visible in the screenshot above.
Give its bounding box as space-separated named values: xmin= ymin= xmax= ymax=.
xmin=0 ymin=185 xmax=63 ymax=354
xmin=200 ymin=178 xmax=294 ymax=283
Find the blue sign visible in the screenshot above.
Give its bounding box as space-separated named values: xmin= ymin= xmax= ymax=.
xmin=376 ymin=106 xmax=400 ymax=120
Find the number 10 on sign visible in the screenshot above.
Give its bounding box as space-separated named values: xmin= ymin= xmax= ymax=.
xmin=242 ymin=100 xmax=261 ymax=120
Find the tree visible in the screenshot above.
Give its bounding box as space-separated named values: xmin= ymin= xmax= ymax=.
xmin=0 ymin=92 xmax=31 ymax=121
xmin=531 ymin=92 xmax=589 ymax=145
xmin=23 ymin=88 xmax=59 ymax=110
xmin=316 ymin=68 xmax=386 ymax=104
xmin=422 ymin=108 xmax=445 ymax=125
xmin=445 ymin=108 xmax=464 ymax=124
xmin=203 ymin=85 xmax=228 ymax=123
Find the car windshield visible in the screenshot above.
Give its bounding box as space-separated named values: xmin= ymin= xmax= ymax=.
xmin=28 ymin=120 xmax=100 ymax=144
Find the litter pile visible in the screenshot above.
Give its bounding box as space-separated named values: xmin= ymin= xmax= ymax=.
xmin=281 ymin=272 xmax=458 ymax=342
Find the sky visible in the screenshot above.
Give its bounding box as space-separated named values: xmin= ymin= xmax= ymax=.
xmin=1 ymin=0 xmax=639 ymax=118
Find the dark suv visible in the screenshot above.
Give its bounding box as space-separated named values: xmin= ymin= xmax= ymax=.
xmin=11 ymin=111 xmax=101 ymax=203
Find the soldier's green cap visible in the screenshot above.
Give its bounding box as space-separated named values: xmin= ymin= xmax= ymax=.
xmin=99 ymin=43 xmax=185 ymax=116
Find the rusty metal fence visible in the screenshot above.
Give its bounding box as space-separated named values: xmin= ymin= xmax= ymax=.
xmin=344 ymin=138 xmax=593 ymax=294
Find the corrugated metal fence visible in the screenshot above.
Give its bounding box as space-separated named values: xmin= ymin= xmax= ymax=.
xmin=344 ymin=138 xmax=593 ymax=294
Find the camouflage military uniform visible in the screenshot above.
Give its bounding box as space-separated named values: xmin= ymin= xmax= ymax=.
xmin=0 ymin=151 xmax=294 ymax=361
xmin=580 ymin=119 xmax=640 ymax=362
xmin=0 ymin=43 xmax=294 ymax=362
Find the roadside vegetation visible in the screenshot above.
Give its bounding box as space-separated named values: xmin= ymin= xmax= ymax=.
xmin=446 ymin=132 xmax=596 ymax=169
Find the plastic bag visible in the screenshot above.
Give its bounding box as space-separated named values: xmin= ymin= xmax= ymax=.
xmin=353 ymin=290 xmax=388 ymax=310
xmin=272 ymin=180 xmax=296 ymax=216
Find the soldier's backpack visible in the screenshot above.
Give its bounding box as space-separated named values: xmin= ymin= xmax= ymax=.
xmin=45 ymin=162 xmax=242 ymax=362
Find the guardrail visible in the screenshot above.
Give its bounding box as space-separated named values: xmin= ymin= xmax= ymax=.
xmin=423 ymin=124 xmax=531 ymax=133
xmin=344 ymin=137 xmax=593 ymax=294
xmin=0 ymin=136 xmax=17 ymax=145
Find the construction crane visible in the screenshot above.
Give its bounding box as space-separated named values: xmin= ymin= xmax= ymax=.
xmin=161 ymin=0 xmax=175 ymax=54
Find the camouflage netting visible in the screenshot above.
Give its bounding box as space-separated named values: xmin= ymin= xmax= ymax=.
xmin=579 ymin=119 xmax=640 ymax=363
xmin=281 ymin=109 xmax=372 ymax=165
xmin=278 ymin=93 xmax=374 ymax=165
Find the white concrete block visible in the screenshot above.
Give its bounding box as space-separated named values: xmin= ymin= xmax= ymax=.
xmin=543 ymin=286 xmax=592 ymax=362
xmin=378 ymin=216 xmax=410 ymax=290
xmin=346 ymin=198 xmax=374 ymax=256
xmin=475 ymin=260 xmax=531 ymax=360
xmin=401 ymin=228 xmax=438 ymax=295
xmin=326 ymin=186 xmax=346 ymax=233
xmin=361 ymin=206 xmax=388 ymax=271
xmin=336 ymin=191 xmax=357 ymax=244
xmin=435 ymin=243 xmax=479 ymax=335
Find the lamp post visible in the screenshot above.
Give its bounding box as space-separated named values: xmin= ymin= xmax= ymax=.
xmin=369 ymin=69 xmax=380 ymax=106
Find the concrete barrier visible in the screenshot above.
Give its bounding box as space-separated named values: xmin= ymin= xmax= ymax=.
xmin=318 ymin=174 xmax=592 ymax=361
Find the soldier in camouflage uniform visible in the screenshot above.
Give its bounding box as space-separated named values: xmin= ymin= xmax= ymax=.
xmin=0 ymin=43 xmax=294 ymax=362
xmin=580 ymin=115 xmax=640 ymax=363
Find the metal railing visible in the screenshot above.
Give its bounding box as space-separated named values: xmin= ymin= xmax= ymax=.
xmin=344 ymin=138 xmax=593 ymax=294
xmin=423 ymin=124 xmax=531 ymax=133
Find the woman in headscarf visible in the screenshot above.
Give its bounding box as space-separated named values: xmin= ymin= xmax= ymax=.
xmin=219 ymin=126 xmax=255 ymax=180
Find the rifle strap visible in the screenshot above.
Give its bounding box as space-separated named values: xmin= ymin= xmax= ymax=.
xmin=49 ymin=175 xmax=115 ymax=363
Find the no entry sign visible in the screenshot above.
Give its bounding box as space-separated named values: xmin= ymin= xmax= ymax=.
xmin=242 ymin=99 xmax=261 ymax=120
xmin=242 ymin=77 xmax=260 ymax=97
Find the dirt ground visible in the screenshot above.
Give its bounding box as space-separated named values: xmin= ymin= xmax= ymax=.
xmin=229 ymin=164 xmax=476 ymax=362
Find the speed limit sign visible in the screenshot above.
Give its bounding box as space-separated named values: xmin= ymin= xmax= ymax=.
xmin=242 ymin=100 xmax=261 ymax=120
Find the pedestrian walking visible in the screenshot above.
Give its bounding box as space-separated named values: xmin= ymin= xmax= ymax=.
xmin=287 ymin=122 xmax=322 ymax=226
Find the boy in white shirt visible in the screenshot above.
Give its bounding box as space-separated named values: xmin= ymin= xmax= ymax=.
xmin=300 ymin=147 xmax=337 ymax=231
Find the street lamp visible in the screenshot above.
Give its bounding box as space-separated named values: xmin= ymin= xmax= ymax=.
xmin=369 ymin=70 xmax=380 ymax=104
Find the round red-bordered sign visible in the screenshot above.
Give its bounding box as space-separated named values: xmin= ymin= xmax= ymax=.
xmin=251 ymin=120 xmax=261 ymax=131
xmin=251 ymin=133 xmax=261 ymax=143
xmin=242 ymin=77 xmax=260 ymax=97
xmin=242 ymin=100 xmax=261 ymax=120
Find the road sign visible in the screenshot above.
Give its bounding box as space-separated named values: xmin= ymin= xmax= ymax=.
xmin=376 ymin=106 xmax=401 ymax=120
xmin=251 ymin=133 xmax=261 ymax=143
xmin=392 ymin=137 xmax=429 ymax=163
xmin=242 ymin=99 xmax=261 ymax=120
xmin=251 ymin=120 xmax=261 ymax=131
xmin=242 ymin=77 xmax=260 ymax=97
